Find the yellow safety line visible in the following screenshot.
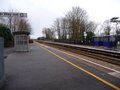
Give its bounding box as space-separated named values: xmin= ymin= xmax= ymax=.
xmin=36 ymin=42 xmax=120 ymax=90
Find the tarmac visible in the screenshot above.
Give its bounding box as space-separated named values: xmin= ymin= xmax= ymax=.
xmin=1 ymin=43 xmax=120 ymax=90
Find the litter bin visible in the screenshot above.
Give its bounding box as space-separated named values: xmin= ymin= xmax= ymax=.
xmin=0 ymin=37 xmax=5 ymax=88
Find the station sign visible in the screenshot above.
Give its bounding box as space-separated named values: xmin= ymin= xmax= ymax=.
xmin=0 ymin=12 xmax=27 ymax=17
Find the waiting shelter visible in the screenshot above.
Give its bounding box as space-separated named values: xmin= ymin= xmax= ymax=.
xmin=13 ymin=31 xmax=30 ymax=52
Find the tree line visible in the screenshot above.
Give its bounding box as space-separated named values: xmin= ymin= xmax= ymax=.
xmin=41 ymin=6 xmax=97 ymax=44
xmin=41 ymin=6 xmax=120 ymax=45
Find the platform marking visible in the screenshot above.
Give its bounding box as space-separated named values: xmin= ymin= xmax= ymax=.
xmin=109 ymin=72 xmax=120 ymax=79
xmin=36 ymin=42 xmax=120 ymax=90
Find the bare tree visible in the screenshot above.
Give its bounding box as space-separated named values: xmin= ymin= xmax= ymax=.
xmin=115 ymin=24 xmax=120 ymax=34
xmin=54 ymin=18 xmax=61 ymax=39
xmin=0 ymin=17 xmax=5 ymax=24
xmin=86 ymin=21 xmax=97 ymax=32
xmin=101 ymin=20 xmax=111 ymax=35
xmin=60 ymin=18 xmax=68 ymax=40
xmin=7 ymin=9 xmax=17 ymax=32
xmin=41 ymin=6 xmax=97 ymax=44
xmin=65 ymin=6 xmax=88 ymax=43
xmin=17 ymin=18 xmax=32 ymax=33
xmin=42 ymin=28 xmax=55 ymax=40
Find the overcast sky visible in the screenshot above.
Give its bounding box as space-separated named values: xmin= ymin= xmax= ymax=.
xmin=0 ymin=0 xmax=120 ymax=38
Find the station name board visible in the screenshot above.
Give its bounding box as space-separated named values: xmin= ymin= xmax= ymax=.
xmin=0 ymin=12 xmax=27 ymax=17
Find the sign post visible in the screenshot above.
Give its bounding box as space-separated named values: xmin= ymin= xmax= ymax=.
xmin=84 ymin=32 xmax=87 ymax=44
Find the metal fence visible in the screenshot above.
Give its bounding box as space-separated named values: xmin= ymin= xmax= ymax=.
xmin=0 ymin=37 xmax=5 ymax=88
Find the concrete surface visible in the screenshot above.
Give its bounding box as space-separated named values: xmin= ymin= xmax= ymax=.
xmin=4 ymin=47 xmax=14 ymax=57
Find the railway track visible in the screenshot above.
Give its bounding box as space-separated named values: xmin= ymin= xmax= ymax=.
xmin=36 ymin=40 xmax=120 ymax=66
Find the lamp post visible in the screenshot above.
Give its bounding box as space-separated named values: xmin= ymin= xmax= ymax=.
xmin=110 ymin=17 xmax=120 ymax=48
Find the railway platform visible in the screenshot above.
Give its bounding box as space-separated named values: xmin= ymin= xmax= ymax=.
xmin=2 ymin=42 xmax=120 ymax=90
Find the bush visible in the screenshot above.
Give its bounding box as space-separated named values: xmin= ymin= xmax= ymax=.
xmin=0 ymin=24 xmax=14 ymax=47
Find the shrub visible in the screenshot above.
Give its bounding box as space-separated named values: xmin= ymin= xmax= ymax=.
xmin=0 ymin=24 xmax=14 ymax=47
